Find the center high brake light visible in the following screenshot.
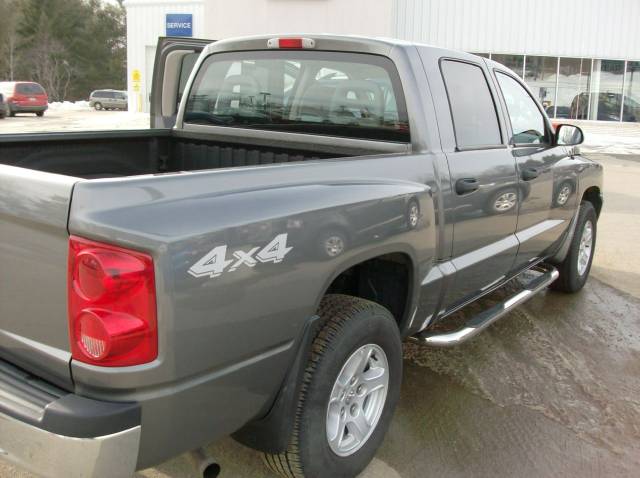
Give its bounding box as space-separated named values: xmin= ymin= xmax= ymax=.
xmin=68 ymin=236 xmax=157 ymax=366
xmin=267 ymin=37 xmax=316 ymax=49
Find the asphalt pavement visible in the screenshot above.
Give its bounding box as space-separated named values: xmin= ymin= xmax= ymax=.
xmin=0 ymin=111 xmax=638 ymax=478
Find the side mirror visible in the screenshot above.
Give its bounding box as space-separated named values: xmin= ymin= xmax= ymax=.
xmin=555 ymin=124 xmax=584 ymax=146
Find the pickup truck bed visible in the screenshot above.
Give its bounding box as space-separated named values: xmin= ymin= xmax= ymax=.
xmin=0 ymin=130 xmax=363 ymax=178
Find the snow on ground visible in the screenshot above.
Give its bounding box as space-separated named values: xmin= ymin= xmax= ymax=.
xmin=47 ymin=100 xmax=91 ymax=111
xmin=561 ymin=120 xmax=640 ymax=155
xmin=0 ymin=108 xmax=149 ymax=133
xmin=1 ymin=107 xmax=639 ymax=155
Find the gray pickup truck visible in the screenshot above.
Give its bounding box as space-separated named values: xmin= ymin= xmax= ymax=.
xmin=0 ymin=35 xmax=602 ymax=478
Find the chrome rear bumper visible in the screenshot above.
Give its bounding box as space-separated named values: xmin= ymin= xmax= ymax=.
xmin=0 ymin=412 xmax=140 ymax=478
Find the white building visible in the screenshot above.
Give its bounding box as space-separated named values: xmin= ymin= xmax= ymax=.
xmin=124 ymin=0 xmax=640 ymax=123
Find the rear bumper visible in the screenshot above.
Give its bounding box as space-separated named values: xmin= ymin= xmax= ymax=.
xmin=0 ymin=360 xmax=141 ymax=478
xmin=0 ymin=413 xmax=141 ymax=478
xmin=10 ymin=104 xmax=48 ymax=112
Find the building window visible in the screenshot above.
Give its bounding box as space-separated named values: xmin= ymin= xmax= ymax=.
xmin=623 ymin=61 xmax=640 ymax=123
xmin=524 ymin=56 xmax=558 ymax=117
xmin=557 ymin=58 xmax=591 ymax=120
xmin=491 ymin=54 xmax=524 ymax=79
xmin=472 ymin=52 xmax=639 ymax=123
xmin=589 ymin=59 xmax=625 ymax=121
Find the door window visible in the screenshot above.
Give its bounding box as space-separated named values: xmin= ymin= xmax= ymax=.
xmin=496 ymin=72 xmax=548 ymax=145
xmin=440 ymin=60 xmax=502 ymax=149
xmin=177 ymin=52 xmax=200 ymax=104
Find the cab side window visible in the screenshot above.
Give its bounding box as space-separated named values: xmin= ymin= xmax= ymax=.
xmin=496 ymin=72 xmax=548 ymax=145
xmin=440 ymin=59 xmax=502 ymax=149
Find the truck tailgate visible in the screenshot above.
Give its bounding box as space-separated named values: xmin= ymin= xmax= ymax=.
xmin=0 ymin=165 xmax=76 ymax=389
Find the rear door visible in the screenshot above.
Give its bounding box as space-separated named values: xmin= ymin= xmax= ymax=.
xmin=434 ymin=57 xmax=519 ymax=309
xmin=492 ymin=70 xmax=576 ymax=271
xmin=150 ymin=37 xmax=214 ymax=128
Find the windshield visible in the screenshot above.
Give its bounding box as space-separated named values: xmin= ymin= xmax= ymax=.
xmin=184 ymin=50 xmax=410 ymax=142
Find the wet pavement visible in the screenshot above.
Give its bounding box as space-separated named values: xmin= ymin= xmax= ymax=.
xmin=1 ymin=154 xmax=638 ymax=478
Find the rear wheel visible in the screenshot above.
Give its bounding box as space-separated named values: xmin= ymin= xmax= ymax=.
xmin=551 ymin=201 xmax=597 ymax=292
xmin=94 ymin=102 xmax=103 ymax=111
xmin=36 ymin=111 xmax=44 ymax=117
xmin=264 ymin=294 xmax=402 ymax=478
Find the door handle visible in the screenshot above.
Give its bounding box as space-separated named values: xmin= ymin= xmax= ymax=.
xmin=521 ymin=168 xmax=539 ymax=181
xmin=455 ymin=178 xmax=479 ymax=195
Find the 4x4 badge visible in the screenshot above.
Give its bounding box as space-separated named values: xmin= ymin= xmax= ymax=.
xmin=188 ymin=233 xmax=293 ymax=278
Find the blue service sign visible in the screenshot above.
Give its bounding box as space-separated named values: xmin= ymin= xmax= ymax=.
xmin=166 ymin=13 xmax=193 ymax=37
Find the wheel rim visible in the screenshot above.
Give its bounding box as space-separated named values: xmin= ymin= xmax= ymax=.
xmin=326 ymin=344 xmax=389 ymax=457
xmin=494 ymin=192 xmax=517 ymax=211
xmin=324 ymin=235 xmax=345 ymax=257
xmin=577 ymin=220 xmax=593 ymax=276
xmin=408 ymin=203 xmax=419 ymax=228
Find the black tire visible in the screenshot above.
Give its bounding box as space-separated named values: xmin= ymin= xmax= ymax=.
xmin=36 ymin=111 xmax=44 ymax=117
xmin=264 ymin=294 xmax=402 ymax=478
xmin=94 ymin=102 xmax=103 ymax=111
xmin=551 ymin=201 xmax=597 ymax=293
xmin=8 ymin=107 xmax=15 ymax=117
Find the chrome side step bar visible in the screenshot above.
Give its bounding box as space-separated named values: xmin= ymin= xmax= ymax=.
xmin=409 ymin=266 xmax=559 ymax=347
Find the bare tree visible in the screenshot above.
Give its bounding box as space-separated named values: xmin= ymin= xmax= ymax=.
xmin=25 ymin=30 xmax=72 ymax=101
xmin=0 ymin=0 xmax=22 ymax=80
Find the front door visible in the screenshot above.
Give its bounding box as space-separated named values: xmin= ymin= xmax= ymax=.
xmin=438 ymin=59 xmax=519 ymax=309
xmin=492 ymin=71 xmax=576 ymax=271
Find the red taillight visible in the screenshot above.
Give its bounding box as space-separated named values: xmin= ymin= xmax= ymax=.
xmin=68 ymin=236 xmax=157 ymax=366
xmin=267 ymin=37 xmax=316 ymax=49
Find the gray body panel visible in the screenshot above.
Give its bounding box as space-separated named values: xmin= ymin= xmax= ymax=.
xmin=0 ymin=165 xmax=74 ymax=389
xmin=0 ymin=34 xmax=602 ymax=469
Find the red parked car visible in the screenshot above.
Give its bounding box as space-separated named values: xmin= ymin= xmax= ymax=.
xmin=0 ymin=81 xmax=48 ymax=117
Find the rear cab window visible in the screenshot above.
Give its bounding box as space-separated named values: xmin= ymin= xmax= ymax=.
xmin=184 ymin=50 xmax=410 ymax=142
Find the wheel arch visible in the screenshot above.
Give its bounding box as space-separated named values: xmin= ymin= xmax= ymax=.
xmin=314 ymin=247 xmax=417 ymax=335
xmin=582 ymin=185 xmax=603 ymax=218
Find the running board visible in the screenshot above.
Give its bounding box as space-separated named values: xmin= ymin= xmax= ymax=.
xmin=409 ymin=266 xmax=559 ymax=347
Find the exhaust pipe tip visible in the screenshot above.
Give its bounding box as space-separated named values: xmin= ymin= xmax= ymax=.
xmin=202 ymin=462 xmax=221 ymax=478
xmin=189 ymin=447 xmax=221 ymax=478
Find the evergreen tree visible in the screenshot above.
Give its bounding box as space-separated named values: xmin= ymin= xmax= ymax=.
xmin=0 ymin=0 xmax=126 ymax=101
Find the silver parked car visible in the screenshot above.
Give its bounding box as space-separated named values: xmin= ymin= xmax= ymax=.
xmin=89 ymin=89 xmax=128 ymax=110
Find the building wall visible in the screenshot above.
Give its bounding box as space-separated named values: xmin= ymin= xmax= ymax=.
xmin=393 ymin=0 xmax=640 ymax=60
xmin=124 ymin=0 xmax=205 ymax=112
xmin=202 ymin=0 xmax=395 ymax=40
xmin=124 ymin=0 xmax=639 ymax=118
